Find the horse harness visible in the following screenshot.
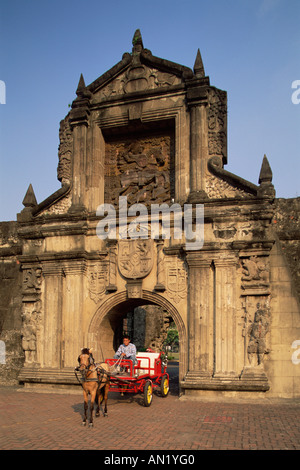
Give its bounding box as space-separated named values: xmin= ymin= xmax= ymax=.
xmin=74 ymin=353 xmax=110 ymax=389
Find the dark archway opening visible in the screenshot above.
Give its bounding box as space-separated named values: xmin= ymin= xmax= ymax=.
xmin=97 ymin=298 xmax=179 ymax=395
xmin=89 ymin=291 xmax=186 ymax=396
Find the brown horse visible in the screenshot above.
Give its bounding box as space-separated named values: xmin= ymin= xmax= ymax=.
xmin=76 ymin=348 xmax=110 ymax=427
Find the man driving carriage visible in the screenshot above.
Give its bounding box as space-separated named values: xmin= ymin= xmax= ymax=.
xmin=114 ymin=334 xmax=137 ymax=369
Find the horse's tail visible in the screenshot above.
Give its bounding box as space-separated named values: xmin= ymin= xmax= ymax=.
xmin=98 ymin=385 xmax=103 ymax=403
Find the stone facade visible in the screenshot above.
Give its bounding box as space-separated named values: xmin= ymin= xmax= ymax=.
xmin=0 ymin=222 xmax=23 ymax=383
xmin=1 ymin=31 xmax=299 ymax=397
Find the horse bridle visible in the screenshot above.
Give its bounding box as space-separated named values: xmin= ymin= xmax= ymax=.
xmin=75 ymin=353 xmax=109 ymax=386
xmin=74 ymin=352 xmax=92 ymax=379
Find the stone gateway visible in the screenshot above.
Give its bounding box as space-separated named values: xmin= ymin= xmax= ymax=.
xmin=1 ymin=31 xmax=299 ymax=398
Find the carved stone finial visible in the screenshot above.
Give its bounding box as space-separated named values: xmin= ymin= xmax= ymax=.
xmin=257 ymin=154 xmax=275 ymax=199
xmin=70 ymin=73 xmax=91 ymax=125
xmin=259 ymin=154 xmax=273 ymax=184
xmin=76 ymin=73 xmax=86 ymax=97
xmin=132 ymin=29 xmax=144 ymax=53
xmin=193 ymin=48 xmax=205 ymax=78
xmin=22 ymin=184 xmax=37 ymax=208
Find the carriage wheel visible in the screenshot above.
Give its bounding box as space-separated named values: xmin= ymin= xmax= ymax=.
xmin=160 ymin=374 xmax=169 ymax=397
xmin=144 ymin=380 xmax=153 ymax=407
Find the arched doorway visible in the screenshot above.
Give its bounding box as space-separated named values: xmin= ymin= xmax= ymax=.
xmin=88 ymin=290 xmax=187 ymax=388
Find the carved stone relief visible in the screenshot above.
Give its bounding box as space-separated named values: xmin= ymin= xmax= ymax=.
xmin=240 ymin=255 xmax=270 ymax=292
xmin=126 ymin=279 xmax=143 ymax=299
xmin=165 ymin=257 xmax=187 ymax=304
xmin=23 ymin=267 xmax=42 ymax=293
xmin=118 ymin=239 xmax=153 ymax=279
xmin=242 ymin=298 xmax=270 ymax=368
xmin=104 ymin=133 xmax=174 ymax=207
xmin=87 ymin=262 xmax=109 ymax=303
xmin=57 ymin=115 xmax=72 ymax=184
xmin=21 ymin=266 xmax=43 ymax=365
xmin=206 ymin=174 xmax=255 ymax=199
xmin=96 ymin=67 xmax=181 ymax=100
xmin=247 ymin=302 xmax=270 ymax=366
xmin=22 ymin=266 xmax=42 ymax=306
xmin=213 ymin=221 xmax=237 ymax=239
xmin=207 ymin=88 xmax=227 ymax=161
xmin=21 ymin=307 xmax=41 ymax=365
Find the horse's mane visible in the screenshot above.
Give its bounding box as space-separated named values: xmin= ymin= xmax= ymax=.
xmin=78 ymin=348 xmax=95 ymax=364
xmin=81 ymin=348 xmax=91 ymax=355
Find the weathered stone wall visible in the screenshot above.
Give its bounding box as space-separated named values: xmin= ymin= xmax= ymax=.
xmin=273 ymin=198 xmax=300 ymax=300
xmin=0 ymin=222 xmax=24 ymax=385
xmin=264 ymin=197 xmax=300 ymax=397
xmin=0 ymin=200 xmax=299 ymax=392
xmin=128 ymin=305 xmax=172 ymax=351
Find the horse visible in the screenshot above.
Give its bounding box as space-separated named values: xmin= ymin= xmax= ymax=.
xmin=75 ymin=348 xmax=110 ymax=427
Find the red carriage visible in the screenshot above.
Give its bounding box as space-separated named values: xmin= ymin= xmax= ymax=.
xmin=105 ymin=350 xmax=169 ymax=406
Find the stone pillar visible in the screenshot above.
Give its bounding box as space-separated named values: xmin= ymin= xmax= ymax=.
xmin=41 ymin=262 xmax=63 ymax=368
xmin=69 ymin=75 xmax=91 ymax=212
xmin=107 ymin=240 xmax=117 ymax=292
xmin=61 ymin=260 xmax=85 ymax=368
xmin=154 ymin=240 xmax=166 ymax=291
xmin=86 ymin=122 xmax=105 ymax=212
xmin=186 ymin=75 xmax=209 ymax=202
xmin=213 ymin=257 xmax=237 ymax=377
xmin=189 ymin=104 xmax=207 ymax=196
xmin=71 ymin=123 xmax=88 ymax=211
xmin=186 ymin=253 xmax=213 ymax=376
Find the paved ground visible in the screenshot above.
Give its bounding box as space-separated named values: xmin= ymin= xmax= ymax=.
xmin=0 ymin=364 xmax=299 ymax=453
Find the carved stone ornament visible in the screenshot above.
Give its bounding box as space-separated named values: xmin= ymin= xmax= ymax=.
xmin=23 ymin=267 xmax=42 ymax=291
xmin=241 ymin=256 xmax=270 ymax=292
xmin=22 ymin=266 xmax=42 ymax=302
xmin=247 ymin=302 xmax=270 ymax=366
xmin=165 ymin=258 xmax=187 ymax=303
xmin=104 ymin=134 xmax=174 ymax=208
xmin=21 ymin=303 xmax=42 ymax=366
xmin=118 ymin=239 xmax=153 ymax=279
xmin=57 ymin=115 xmax=72 ymax=184
xmin=96 ymin=67 xmax=181 ymax=100
xmin=207 ymin=88 xmax=227 ymax=162
xmin=87 ymin=263 xmax=109 ymax=303
xmin=126 ymin=279 xmax=143 ymax=299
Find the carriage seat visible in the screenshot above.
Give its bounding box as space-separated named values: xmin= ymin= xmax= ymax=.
xmin=135 ymin=352 xmax=160 ymax=375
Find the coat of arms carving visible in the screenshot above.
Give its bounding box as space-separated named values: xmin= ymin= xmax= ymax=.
xmin=88 ymin=263 xmax=108 ymax=303
xmin=166 ymin=259 xmax=187 ymax=303
xmin=118 ymin=239 xmax=153 ymax=279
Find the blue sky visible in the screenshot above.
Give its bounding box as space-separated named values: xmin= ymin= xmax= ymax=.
xmin=0 ymin=0 xmax=299 ymax=221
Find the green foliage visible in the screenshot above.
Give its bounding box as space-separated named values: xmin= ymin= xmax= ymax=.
xmin=164 ymin=322 xmax=179 ymax=348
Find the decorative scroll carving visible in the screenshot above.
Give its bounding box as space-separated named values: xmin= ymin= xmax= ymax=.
xmin=207 ymin=156 xmax=258 ymax=197
xmin=118 ymin=239 xmax=153 ymax=279
xmin=207 ymin=88 xmax=227 ymax=162
xmin=57 ymin=115 xmax=72 ymax=184
xmin=96 ymin=67 xmax=181 ymax=100
xmin=105 ymin=134 xmax=174 ymax=207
